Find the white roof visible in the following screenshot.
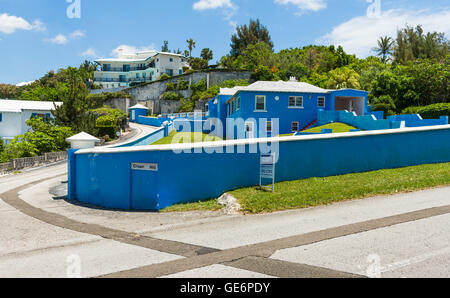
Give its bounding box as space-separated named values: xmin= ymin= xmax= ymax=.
xmin=129 ymin=104 xmax=148 ymax=110
xmin=0 ymin=99 xmax=62 ymax=113
xmin=219 ymin=87 xmax=247 ymax=96
xmin=95 ymin=51 xmax=185 ymax=64
xmin=239 ymin=81 xmax=330 ymax=94
xmin=66 ymin=132 xmax=100 ymax=142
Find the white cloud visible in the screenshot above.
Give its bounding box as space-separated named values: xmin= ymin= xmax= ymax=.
xmin=274 ymin=0 xmax=326 ymax=14
xmin=318 ymin=9 xmax=450 ymax=58
xmin=193 ymin=0 xmax=235 ymax=11
xmin=49 ymin=34 xmax=68 ymax=45
xmin=46 ymin=30 xmax=86 ymax=45
xmin=81 ymin=48 xmax=98 ymax=58
xmin=16 ymin=80 xmax=35 ymax=87
xmin=0 ymin=13 xmax=45 ymax=34
xmin=70 ymin=30 xmax=85 ymax=39
xmin=193 ymin=0 xmax=237 ymax=27
xmin=111 ymin=44 xmax=156 ymax=57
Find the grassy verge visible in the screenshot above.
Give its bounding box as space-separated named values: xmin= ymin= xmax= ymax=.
xmin=304 ymin=122 xmax=358 ymax=133
xmin=161 ymin=162 xmax=450 ymax=214
xmin=151 ymin=130 xmax=222 ymax=145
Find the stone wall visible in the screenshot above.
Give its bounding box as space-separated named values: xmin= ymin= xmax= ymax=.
xmin=104 ymin=97 xmax=137 ymax=114
xmin=125 ymin=70 xmax=251 ymax=114
xmin=0 ymin=151 xmax=67 ymax=175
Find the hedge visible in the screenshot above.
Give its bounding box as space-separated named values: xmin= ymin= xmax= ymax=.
xmin=401 ymin=103 xmax=450 ymax=119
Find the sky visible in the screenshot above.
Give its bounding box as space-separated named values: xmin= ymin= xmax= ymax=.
xmin=0 ymin=0 xmax=449 ymax=85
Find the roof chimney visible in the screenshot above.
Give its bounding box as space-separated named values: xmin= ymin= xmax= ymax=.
xmin=289 ymin=76 xmax=298 ymax=82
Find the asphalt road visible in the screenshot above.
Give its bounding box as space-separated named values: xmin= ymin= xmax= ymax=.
xmin=0 ymin=160 xmax=449 ymax=278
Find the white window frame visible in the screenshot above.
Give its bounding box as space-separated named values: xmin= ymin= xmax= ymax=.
xmin=255 ymin=95 xmax=266 ymax=112
xmin=318 ymin=96 xmax=326 ymax=108
xmin=236 ymin=96 xmax=240 ymax=111
xmin=288 ymin=96 xmax=303 ymax=108
xmin=291 ymin=121 xmax=299 ymax=132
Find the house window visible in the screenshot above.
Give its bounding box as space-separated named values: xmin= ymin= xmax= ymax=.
xmin=292 ymin=122 xmax=299 ymax=132
xmin=255 ymin=96 xmax=266 ymax=111
xmin=318 ymin=96 xmax=325 ymax=108
xmin=170 ymin=58 xmax=174 ymax=62
xmin=266 ymin=121 xmax=272 ymax=133
xmin=0 ymin=113 xmax=2 ymax=122
xmin=236 ymin=97 xmax=240 ymax=111
xmin=289 ymin=96 xmax=303 ymax=108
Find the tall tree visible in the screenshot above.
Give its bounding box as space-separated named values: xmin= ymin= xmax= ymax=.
xmin=373 ymin=36 xmax=395 ymax=64
xmin=200 ymin=48 xmax=213 ymax=62
xmin=161 ymin=40 xmax=169 ymax=52
xmin=186 ymin=38 xmax=196 ymax=57
xmin=327 ymin=67 xmax=361 ymax=89
xmin=230 ymin=19 xmax=273 ymax=57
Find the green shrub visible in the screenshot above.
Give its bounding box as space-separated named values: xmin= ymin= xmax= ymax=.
xmin=96 ymin=114 xmax=117 ymax=127
xmin=178 ymin=98 xmax=195 ymax=112
xmin=402 ymin=103 xmax=450 ymax=119
xmin=166 ymin=82 xmax=176 ymax=91
xmin=96 ymin=126 xmax=116 ymax=140
xmin=177 ymin=80 xmax=189 ymax=90
xmin=162 ymin=91 xmax=182 ymax=101
xmin=159 ymin=73 xmax=170 ymax=81
xmin=191 ymin=79 xmax=207 ymax=93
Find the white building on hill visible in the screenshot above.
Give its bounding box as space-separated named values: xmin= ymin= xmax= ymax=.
xmin=0 ymin=99 xmax=62 ymax=144
xmin=93 ymin=50 xmax=190 ymax=89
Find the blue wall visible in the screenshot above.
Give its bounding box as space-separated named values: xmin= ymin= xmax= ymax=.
xmin=387 ymin=115 xmax=449 ymax=127
xmin=136 ymin=116 xmax=167 ymax=127
xmin=317 ymin=110 xmax=403 ymax=130
xmin=130 ymin=108 xmax=148 ymax=122
xmin=70 ymin=126 xmax=450 ymax=210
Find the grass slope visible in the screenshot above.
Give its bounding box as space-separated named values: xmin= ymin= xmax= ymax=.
xmin=151 ymin=130 xmax=222 ymax=145
xmin=162 ymin=162 xmax=450 ymax=214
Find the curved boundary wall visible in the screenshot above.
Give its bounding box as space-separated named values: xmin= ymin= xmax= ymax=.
xmin=68 ymin=125 xmax=450 ymax=211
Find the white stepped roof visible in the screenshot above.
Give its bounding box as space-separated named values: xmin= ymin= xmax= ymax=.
xmin=219 ymin=86 xmax=247 ymax=96
xmin=66 ymin=132 xmax=100 ymax=142
xmin=0 ymin=99 xmax=62 ymax=113
xmin=129 ymin=104 xmax=148 ymax=110
xmin=239 ymin=81 xmax=330 ymax=94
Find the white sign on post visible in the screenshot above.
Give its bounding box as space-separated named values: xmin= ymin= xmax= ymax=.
xmin=260 ymin=153 xmax=276 ymax=192
xmin=131 ymin=163 xmax=158 ymax=172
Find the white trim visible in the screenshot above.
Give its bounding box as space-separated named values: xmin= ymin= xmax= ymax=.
xmin=318 ymin=96 xmax=326 ymax=108
xmin=75 ymin=125 xmax=450 ymax=155
xmin=288 ymin=96 xmax=303 ymax=108
xmin=255 ymin=95 xmax=266 ymax=112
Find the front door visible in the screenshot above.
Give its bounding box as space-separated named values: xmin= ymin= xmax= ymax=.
xmin=245 ymin=121 xmax=255 ymax=139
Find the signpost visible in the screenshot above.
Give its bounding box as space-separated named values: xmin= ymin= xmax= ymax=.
xmin=259 ymin=153 xmax=276 ymax=192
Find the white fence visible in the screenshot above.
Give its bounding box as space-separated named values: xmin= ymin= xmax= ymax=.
xmin=0 ymin=151 xmax=67 ymax=175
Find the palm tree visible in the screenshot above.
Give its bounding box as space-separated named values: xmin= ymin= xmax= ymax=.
xmin=373 ymin=36 xmax=395 ymax=64
xmin=327 ymin=67 xmax=361 ymax=89
xmin=186 ymin=38 xmax=196 ymax=57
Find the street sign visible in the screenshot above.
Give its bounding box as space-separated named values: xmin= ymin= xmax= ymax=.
xmin=131 ymin=163 xmax=158 ymax=172
xmin=259 ymin=153 xmax=276 ymax=192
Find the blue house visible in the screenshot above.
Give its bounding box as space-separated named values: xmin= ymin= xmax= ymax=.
xmin=208 ymin=80 xmax=368 ymax=139
xmin=129 ymin=104 xmax=149 ymax=123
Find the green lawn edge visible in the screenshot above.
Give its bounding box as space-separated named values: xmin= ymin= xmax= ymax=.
xmin=161 ymin=162 xmax=450 ymax=214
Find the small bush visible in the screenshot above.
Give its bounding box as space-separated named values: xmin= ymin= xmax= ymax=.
xmin=162 ymin=91 xmax=182 ymax=101
xmin=178 ymin=80 xmax=189 ymax=90
xmin=159 ymin=73 xmax=170 ymax=81
xmin=166 ymin=82 xmax=176 ymax=91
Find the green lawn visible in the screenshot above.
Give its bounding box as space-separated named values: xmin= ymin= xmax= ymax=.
xmin=304 ymin=122 xmax=358 ymax=133
xmin=161 ymin=162 xmax=450 ymax=214
xmin=151 ymin=130 xmax=222 ymax=145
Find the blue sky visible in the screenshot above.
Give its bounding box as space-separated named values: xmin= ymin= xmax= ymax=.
xmin=0 ymin=0 xmax=449 ymax=85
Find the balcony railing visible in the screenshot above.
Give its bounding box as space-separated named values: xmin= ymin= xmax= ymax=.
xmin=100 ymin=65 xmax=155 ymax=72
xmin=94 ymin=78 xmax=153 ymax=83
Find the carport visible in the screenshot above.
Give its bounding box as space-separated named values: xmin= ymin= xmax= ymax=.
xmin=334 ymin=96 xmax=365 ymax=116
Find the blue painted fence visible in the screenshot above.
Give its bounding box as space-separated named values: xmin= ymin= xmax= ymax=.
xmin=387 ymin=114 xmax=449 ymax=127
xmin=317 ymin=110 xmax=403 ymax=130
xmin=68 ymin=125 xmax=450 ymax=211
